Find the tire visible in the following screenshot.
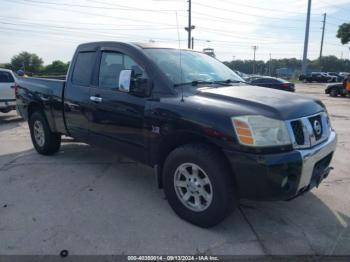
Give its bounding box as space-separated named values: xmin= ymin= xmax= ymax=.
xmin=330 ymin=88 xmax=339 ymax=97
xmin=163 ymin=144 xmax=237 ymax=228
xmin=29 ymin=111 xmax=61 ymax=155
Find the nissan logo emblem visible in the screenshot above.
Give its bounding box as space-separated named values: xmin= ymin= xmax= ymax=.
xmin=313 ymin=120 xmax=322 ymax=135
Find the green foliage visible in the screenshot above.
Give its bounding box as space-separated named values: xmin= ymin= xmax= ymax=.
xmin=336 ymin=23 xmax=350 ymax=45
xmin=41 ymin=60 xmax=69 ymax=75
xmin=10 ymin=51 xmax=44 ymax=74
xmin=224 ymin=56 xmax=350 ymax=75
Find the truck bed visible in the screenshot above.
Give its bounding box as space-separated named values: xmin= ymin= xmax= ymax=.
xmin=17 ymin=77 xmax=67 ymax=134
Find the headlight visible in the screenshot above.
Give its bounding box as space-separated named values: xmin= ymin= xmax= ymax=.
xmin=231 ymin=115 xmax=291 ymax=147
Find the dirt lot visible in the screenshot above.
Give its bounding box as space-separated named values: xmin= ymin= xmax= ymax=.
xmin=0 ymin=83 xmax=349 ymax=255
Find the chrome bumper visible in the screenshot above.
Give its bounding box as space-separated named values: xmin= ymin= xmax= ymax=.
xmin=0 ymin=100 xmax=16 ymax=108
xmin=297 ymin=130 xmax=337 ymax=190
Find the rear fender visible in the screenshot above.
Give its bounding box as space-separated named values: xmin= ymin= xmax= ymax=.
xmin=28 ymin=102 xmax=57 ymax=133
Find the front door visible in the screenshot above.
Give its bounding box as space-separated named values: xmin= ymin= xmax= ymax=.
xmin=88 ymin=50 xmax=149 ymax=163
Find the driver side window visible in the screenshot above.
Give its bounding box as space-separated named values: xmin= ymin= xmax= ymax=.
xmin=99 ymin=52 xmax=146 ymax=89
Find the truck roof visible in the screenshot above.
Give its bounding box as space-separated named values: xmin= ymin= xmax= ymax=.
xmin=77 ymin=41 xmax=189 ymax=51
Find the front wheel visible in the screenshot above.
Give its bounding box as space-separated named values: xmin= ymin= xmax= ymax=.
xmin=330 ymin=88 xmax=339 ymax=97
xmin=163 ymin=144 xmax=237 ymax=228
xmin=29 ymin=111 xmax=61 ymax=155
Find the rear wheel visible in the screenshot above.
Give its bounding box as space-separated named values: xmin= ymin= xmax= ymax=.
xmin=29 ymin=111 xmax=61 ymax=155
xmin=330 ymin=88 xmax=339 ymax=97
xmin=163 ymin=144 xmax=237 ymax=228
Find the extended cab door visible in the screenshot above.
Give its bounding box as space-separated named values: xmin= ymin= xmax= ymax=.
xmin=88 ymin=49 xmax=149 ymax=163
xmin=64 ymin=50 xmax=98 ymax=141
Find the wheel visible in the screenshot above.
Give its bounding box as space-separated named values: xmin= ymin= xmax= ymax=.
xmin=163 ymin=144 xmax=237 ymax=228
xmin=330 ymin=88 xmax=339 ymax=97
xmin=29 ymin=111 xmax=61 ymax=155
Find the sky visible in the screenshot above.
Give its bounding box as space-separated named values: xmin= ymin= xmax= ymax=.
xmin=0 ymin=0 xmax=350 ymax=64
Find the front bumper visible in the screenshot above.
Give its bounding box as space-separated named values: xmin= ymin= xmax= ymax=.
xmin=224 ymin=130 xmax=337 ymax=200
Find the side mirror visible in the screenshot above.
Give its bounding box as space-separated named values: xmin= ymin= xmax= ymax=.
xmin=118 ymin=69 xmax=150 ymax=97
xmin=118 ymin=69 xmax=133 ymax=92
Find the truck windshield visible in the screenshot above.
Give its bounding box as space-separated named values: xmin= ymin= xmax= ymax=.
xmin=144 ymin=48 xmax=244 ymax=86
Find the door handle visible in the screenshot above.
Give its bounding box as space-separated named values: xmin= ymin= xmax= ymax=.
xmin=90 ymin=96 xmax=103 ymax=103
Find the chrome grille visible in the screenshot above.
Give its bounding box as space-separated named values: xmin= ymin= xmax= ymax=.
xmin=287 ymin=112 xmax=331 ymax=149
xmin=290 ymin=120 xmax=305 ymax=145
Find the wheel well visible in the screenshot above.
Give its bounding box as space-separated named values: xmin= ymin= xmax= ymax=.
xmin=156 ymin=132 xmax=234 ymax=188
xmin=28 ymin=103 xmax=44 ymax=119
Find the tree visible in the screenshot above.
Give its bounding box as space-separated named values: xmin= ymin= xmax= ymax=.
xmin=224 ymin=56 xmax=350 ymax=76
xmin=10 ymin=51 xmax=43 ymax=74
xmin=42 ymin=60 xmax=69 ymax=75
xmin=336 ymin=23 xmax=350 ymax=45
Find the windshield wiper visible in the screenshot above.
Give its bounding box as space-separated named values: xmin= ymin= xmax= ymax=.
xmin=174 ymin=80 xmax=214 ymax=87
xmin=212 ymin=79 xmax=246 ymax=85
xmin=174 ymin=79 xmax=246 ymax=88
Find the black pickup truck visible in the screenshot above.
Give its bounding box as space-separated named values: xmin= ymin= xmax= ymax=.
xmin=16 ymin=42 xmax=337 ymax=227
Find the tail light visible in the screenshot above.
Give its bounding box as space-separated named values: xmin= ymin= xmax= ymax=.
xmin=11 ymin=82 xmax=19 ymax=96
xmin=282 ymin=83 xmax=290 ymax=88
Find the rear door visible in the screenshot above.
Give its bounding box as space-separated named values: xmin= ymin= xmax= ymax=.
xmin=252 ymin=78 xmax=269 ymax=88
xmin=64 ymin=50 xmax=98 ymax=141
xmin=0 ymin=71 xmax=15 ymax=100
xmin=269 ymin=79 xmax=283 ymax=90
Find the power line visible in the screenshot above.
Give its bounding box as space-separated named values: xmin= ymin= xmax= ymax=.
xmin=193 ymin=1 xmax=308 ymax=22
xmin=0 ymin=15 xmax=185 ymax=28
xmin=192 ymin=12 xmax=321 ymax=31
xmin=4 ymin=0 xmax=180 ymax=27
xmin=21 ymin=0 xmax=186 ymax=12
xmin=215 ymin=0 xmax=314 ymax=15
xmin=0 ymin=20 xmax=178 ymax=31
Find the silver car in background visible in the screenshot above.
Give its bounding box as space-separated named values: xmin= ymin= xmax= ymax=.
xmin=0 ymin=69 xmax=17 ymax=113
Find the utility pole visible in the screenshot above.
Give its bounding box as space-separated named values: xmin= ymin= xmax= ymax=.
xmin=191 ymin=37 xmax=194 ymax=49
xmin=302 ymin=0 xmax=312 ymax=74
xmin=184 ymin=0 xmax=195 ymax=49
xmin=252 ymin=45 xmax=258 ymax=74
xmin=269 ymin=53 xmax=272 ymax=76
xmin=319 ymin=13 xmax=326 ymax=60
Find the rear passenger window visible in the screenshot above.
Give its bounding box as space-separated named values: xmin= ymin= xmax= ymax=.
xmin=72 ymin=52 xmax=96 ymax=85
xmin=0 ymin=71 xmax=15 ymax=83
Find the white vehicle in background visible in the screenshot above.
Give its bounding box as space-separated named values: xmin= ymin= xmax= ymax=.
xmin=321 ymin=72 xmax=337 ymax=82
xmin=339 ymin=72 xmax=350 ymax=78
xmin=0 ymin=69 xmax=17 ymax=113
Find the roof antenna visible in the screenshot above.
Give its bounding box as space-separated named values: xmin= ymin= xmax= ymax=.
xmin=175 ymin=11 xmax=184 ymax=102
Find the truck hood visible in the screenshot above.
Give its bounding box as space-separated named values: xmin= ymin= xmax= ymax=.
xmin=194 ymin=85 xmax=325 ymax=120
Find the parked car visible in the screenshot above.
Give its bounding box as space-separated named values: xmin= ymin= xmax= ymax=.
xmin=16 ymin=42 xmax=337 ymax=227
xmin=0 ymin=69 xmax=17 ymax=113
xmin=327 ymin=72 xmax=344 ymax=82
xmin=322 ymin=72 xmax=337 ymax=82
xmin=245 ymin=76 xmax=295 ymax=92
xmin=299 ymin=72 xmax=330 ymax=83
xmin=325 ymin=77 xmax=350 ymax=97
xmin=339 ymin=72 xmax=350 ymax=78
xmin=233 ymin=70 xmax=250 ymax=80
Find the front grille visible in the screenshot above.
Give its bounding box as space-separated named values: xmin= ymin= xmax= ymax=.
xmin=291 ymin=120 xmax=304 ymax=145
xmin=308 ymin=115 xmax=323 ymax=140
xmin=287 ymin=112 xmax=330 ymax=149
